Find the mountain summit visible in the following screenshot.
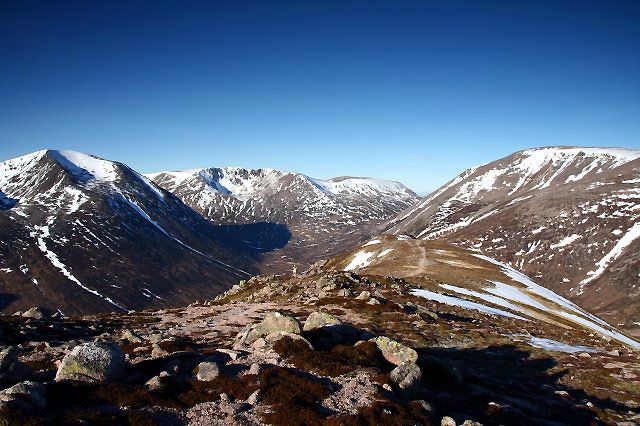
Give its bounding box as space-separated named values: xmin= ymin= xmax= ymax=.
xmin=147 ymin=167 xmax=418 ymax=272
xmin=386 ymin=146 xmax=640 ymax=335
xmin=0 ymin=150 xmax=257 ymax=315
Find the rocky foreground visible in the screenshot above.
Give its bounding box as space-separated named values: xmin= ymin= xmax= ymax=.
xmin=1 ymin=270 xmax=639 ymax=425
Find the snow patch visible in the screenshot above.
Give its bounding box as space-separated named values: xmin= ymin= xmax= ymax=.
xmin=344 ymin=251 xmax=375 ymax=271
xmin=550 ymin=234 xmax=581 ymax=249
xmin=410 ymin=288 xmax=527 ymax=320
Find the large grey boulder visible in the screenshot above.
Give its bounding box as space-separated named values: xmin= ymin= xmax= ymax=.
xmin=0 ymin=380 xmax=46 ymax=411
xmin=55 ymin=342 xmax=125 ymax=383
xmin=234 ymin=312 xmax=301 ymax=349
xmin=370 ymin=336 xmax=418 ymax=366
xmin=257 ymin=312 xmax=301 ymax=335
xmin=303 ymin=311 xmax=342 ymax=331
xmin=389 ymin=361 xmax=422 ymax=396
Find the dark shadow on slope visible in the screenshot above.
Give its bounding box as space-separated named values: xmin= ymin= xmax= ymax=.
xmin=0 ymin=192 xmax=17 ymax=210
xmin=416 ymin=345 xmax=634 ymax=425
xmin=211 ymin=222 xmax=292 ymax=253
xmin=0 ymin=293 xmax=17 ymax=310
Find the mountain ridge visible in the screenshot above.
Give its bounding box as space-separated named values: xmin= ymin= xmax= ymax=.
xmin=0 ymin=149 xmax=258 ymax=315
xmin=147 ymin=164 xmax=418 ymax=273
xmin=386 ymin=145 xmax=640 ymax=335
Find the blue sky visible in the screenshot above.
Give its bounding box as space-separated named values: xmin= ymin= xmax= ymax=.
xmin=1 ymin=1 xmax=638 ymax=194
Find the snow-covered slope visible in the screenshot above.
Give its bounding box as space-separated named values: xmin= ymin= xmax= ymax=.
xmin=325 ymin=235 xmax=640 ymax=349
xmin=147 ymin=167 xmax=418 ymax=272
xmin=386 ymin=146 xmax=640 ymax=335
xmin=0 ymin=150 xmax=257 ymax=315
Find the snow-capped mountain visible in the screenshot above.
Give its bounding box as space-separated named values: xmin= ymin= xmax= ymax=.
xmin=0 ymin=150 xmax=257 ymax=315
xmin=147 ymin=167 xmax=418 ymax=272
xmin=386 ymin=146 xmax=640 ymax=335
xmin=323 ymin=234 xmax=639 ymax=349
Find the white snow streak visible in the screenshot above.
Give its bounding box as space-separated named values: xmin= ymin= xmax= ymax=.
xmin=579 ymin=221 xmax=640 ymax=289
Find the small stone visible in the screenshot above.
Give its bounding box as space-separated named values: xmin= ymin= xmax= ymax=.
xmin=145 ymin=375 xmax=164 ymax=391
xmin=55 ymin=342 xmax=125 ymax=383
xmin=367 ymin=298 xmax=381 ymax=305
xmin=578 ymin=352 xmax=591 ymax=358
xmin=133 ymin=346 xmax=149 ymax=354
xmin=303 ymin=311 xmax=342 ymax=331
xmin=251 ymin=338 xmax=267 ymax=351
xmin=370 ymin=336 xmax=418 ymax=366
xmin=355 ymin=291 xmax=371 ymax=300
xmin=247 ymin=389 xmax=260 ymax=405
xmin=196 ymin=361 xmax=220 ymax=381
xmin=441 ymin=416 xmax=457 ymax=426
xmin=415 ymin=400 xmax=432 ymax=412
xmin=248 ymin=363 xmax=261 ymax=375
xmin=382 ymin=383 xmax=393 ymax=392
xmin=148 ymin=334 xmax=164 ymax=344
xmin=151 ymin=344 xmax=169 ymax=358
xmin=121 ymin=329 xmax=144 ymax=343
xmin=606 ymin=349 xmax=620 ymax=357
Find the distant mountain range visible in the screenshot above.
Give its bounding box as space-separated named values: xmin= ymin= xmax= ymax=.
xmin=147 ymin=167 xmax=418 ymax=273
xmin=0 ymin=150 xmax=415 ymax=314
xmin=1 ymin=145 xmax=638 ymax=335
xmin=386 ymin=146 xmax=640 ymax=335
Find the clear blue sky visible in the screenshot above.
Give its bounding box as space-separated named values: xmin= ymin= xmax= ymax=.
xmin=1 ymin=1 xmax=638 ymax=194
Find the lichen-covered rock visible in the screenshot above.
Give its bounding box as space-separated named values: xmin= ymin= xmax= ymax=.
xmin=303 ymin=311 xmax=342 ymax=331
xmin=21 ymin=307 xmax=52 ymax=320
xmin=258 ymin=312 xmax=301 ymax=335
xmin=55 ymin=342 xmax=125 ymax=383
xmin=234 ymin=312 xmax=301 ymax=348
xmin=0 ymin=380 xmax=46 ymax=411
xmin=370 ymin=336 xmax=418 ymax=366
xmin=196 ymin=361 xmax=220 ymax=381
xmin=389 ymin=361 xmax=422 ymax=396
